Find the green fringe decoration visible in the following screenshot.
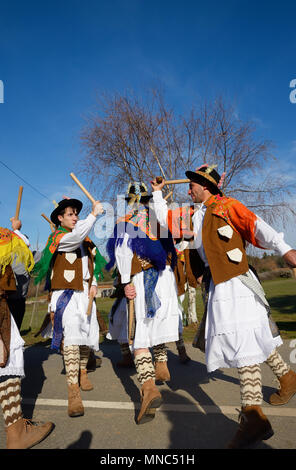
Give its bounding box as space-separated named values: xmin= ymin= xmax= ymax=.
xmin=32 ymin=227 xmax=69 ymax=285
xmin=93 ymin=247 xmax=107 ymax=281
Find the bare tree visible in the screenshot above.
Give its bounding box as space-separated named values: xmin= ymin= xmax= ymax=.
xmin=80 ymin=89 xmax=295 ymax=223
xmin=79 ymin=88 xmax=296 ymax=324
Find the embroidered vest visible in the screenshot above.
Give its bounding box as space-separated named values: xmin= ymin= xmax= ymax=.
xmin=50 ymin=240 xmax=95 ymax=291
xmin=200 ymin=200 xmax=249 ymax=285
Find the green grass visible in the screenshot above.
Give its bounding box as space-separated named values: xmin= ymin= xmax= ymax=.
xmin=21 ymin=278 xmax=296 ymax=346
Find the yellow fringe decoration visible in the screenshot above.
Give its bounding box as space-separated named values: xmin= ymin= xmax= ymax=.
xmin=0 ymin=228 xmax=34 ymax=274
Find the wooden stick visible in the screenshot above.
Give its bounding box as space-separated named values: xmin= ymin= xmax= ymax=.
xmin=164 ymin=191 xmax=173 ymax=200
xmin=164 ymin=179 xmax=190 ymax=185
xmin=15 ymin=186 xmax=23 ymax=219
xmin=127 ymin=282 xmax=135 ymax=345
xmin=86 ymin=293 xmax=95 ymax=316
xmin=128 ymin=298 xmax=135 ymax=345
xmin=70 ymin=172 xmax=96 ymax=204
xmin=41 ymin=213 xmax=56 ymax=232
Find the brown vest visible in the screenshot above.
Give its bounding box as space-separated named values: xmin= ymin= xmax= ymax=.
xmin=0 ymin=266 xmax=16 ymax=367
xmin=201 ymin=203 xmax=249 ymax=285
xmin=51 ymin=240 xmax=95 ymax=291
xmin=181 ymin=201 xmax=249 ymax=286
xmin=0 ymin=265 xmax=16 ymax=291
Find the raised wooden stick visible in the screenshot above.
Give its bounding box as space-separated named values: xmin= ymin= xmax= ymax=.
xmin=41 ymin=213 xmax=56 ymax=232
xmin=156 ymin=176 xmax=190 ymax=184
xmin=164 ymin=191 xmax=173 ymax=200
xmin=70 ymin=172 xmax=96 ymax=204
xmin=15 ymin=186 xmax=23 ymax=219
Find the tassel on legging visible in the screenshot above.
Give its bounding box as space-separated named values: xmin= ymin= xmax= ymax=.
xmin=134 ymin=352 xmax=155 ymax=386
xmin=265 ymin=349 xmax=290 ymax=379
xmin=64 ymin=345 xmax=80 ymax=385
xmin=79 ymin=345 xmax=90 ymax=371
xmin=0 ymin=377 xmax=23 ymax=427
xmin=152 ymin=344 xmax=167 ymax=363
xmin=237 ymin=364 xmax=263 ymax=407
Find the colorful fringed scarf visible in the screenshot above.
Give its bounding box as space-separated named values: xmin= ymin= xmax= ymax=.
xmin=0 ymin=227 xmax=34 ymax=275
xmin=105 ymin=206 xmax=177 ymax=273
xmin=143 ymin=267 xmax=161 ymax=318
xmin=33 ymin=226 xmax=106 ymax=286
xmin=33 ymin=227 xmax=69 ymax=284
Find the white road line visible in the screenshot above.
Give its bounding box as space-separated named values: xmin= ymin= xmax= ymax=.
xmin=21 ymin=398 xmax=296 ymax=417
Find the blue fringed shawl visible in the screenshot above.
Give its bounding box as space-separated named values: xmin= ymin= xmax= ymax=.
xmin=105 ymin=208 xmax=177 ymax=272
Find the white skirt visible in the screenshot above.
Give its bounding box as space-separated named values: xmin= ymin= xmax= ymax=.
xmin=205 ymin=273 xmax=282 ymax=372
xmin=0 ymin=314 xmax=25 ymax=378
xmin=107 ymin=266 xmax=180 ymax=349
xmin=50 ymin=282 xmax=100 ymax=351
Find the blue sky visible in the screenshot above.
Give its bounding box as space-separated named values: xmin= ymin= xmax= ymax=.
xmin=0 ymin=0 xmax=296 ymax=252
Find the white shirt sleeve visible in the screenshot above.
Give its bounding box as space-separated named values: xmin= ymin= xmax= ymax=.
xmin=57 ymin=214 xmax=96 ymax=252
xmin=115 ymin=233 xmax=133 ymax=284
xmin=255 ymin=216 xmax=292 ymax=256
xmin=14 ymin=230 xmax=30 ymax=247
xmin=151 ymin=190 xmax=169 ymax=227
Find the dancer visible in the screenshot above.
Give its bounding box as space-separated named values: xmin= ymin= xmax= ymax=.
xmin=105 ymin=182 xmax=180 ymax=423
xmin=33 ymin=198 xmax=105 ymax=417
xmin=151 ymin=165 xmax=296 ymax=448
xmin=0 ymin=227 xmax=54 ymax=448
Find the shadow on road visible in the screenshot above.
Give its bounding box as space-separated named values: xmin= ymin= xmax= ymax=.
xmin=99 ymin=338 xmax=139 ymax=422
xmin=21 ymin=342 xmax=57 ymax=418
xmin=162 ymin=349 xmax=273 ymax=449
xmin=161 ymin=389 xmax=272 ymax=449
xmin=67 ymin=430 xmax=93 ymax=449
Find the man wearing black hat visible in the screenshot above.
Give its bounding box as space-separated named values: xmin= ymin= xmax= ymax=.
xmin=33 ymin=198 xmax=105 ymax=418
xmin=151 ymin=164 xmax=296 ymax=449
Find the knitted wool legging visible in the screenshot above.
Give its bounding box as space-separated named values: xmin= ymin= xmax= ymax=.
xmin=152 ymin=344 xmax=167 ymax=363
xmin=79 ymin=345 xmax=90 ymax=371
xmin=238 ymin=349 xmax=290 ymax=407
xmin=237 ymin=364 xmax=263 ymax=407
xmin=134 ymin=351 xmax=155 ymax=386
xmin=64 ymin=345 xmax=80 ymax=385
xmin=0 ymin=377 xmax=22 ymax=427
xmin=265 ymin=349 xmax=290 ymax=379
xmin=64 ymin=345 xmax=91 ymax=385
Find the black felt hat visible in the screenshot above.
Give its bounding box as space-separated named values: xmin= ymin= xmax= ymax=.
xmin=50 ymin=199 xmax=83 ymax=226
xmin=185 ymin=164 xmax=223 ymax=195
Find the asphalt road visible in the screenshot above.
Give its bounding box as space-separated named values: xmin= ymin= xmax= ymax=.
xmin=1 ymin=338 xmax=296 ymax=456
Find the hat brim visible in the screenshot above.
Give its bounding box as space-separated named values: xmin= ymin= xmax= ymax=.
xmin=185 ymin=171 xmax=222 ymax=195
xmin=50 ymin=199 xmax=83 ymax=226
xmin=125 ymin=195 xmax=153 ymax=203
